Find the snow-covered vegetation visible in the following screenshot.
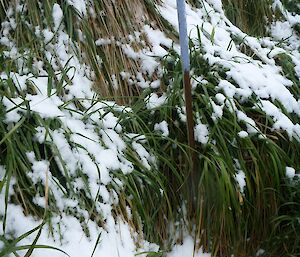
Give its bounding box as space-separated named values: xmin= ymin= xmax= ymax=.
xmin=0 ymin=0 xmax=300 ymax=256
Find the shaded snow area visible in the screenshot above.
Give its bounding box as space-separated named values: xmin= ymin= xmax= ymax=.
xmin=0 ymin=0 xmax=300 ymax=256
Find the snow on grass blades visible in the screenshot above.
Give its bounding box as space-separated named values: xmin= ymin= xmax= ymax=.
xmin=0 ymin=2 xmax=163 ymax=256
xmin=1 ymin=0 xmax=300 ymax=257
xmin=154 ymin=1 xmax=300 ymax=255
xmin=56 ymin=0 xmax=175 ymax=104
xmin=145 ymin=36 xmax=298 ymax=256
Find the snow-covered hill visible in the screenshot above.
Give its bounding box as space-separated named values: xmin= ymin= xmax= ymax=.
xmin=0 ymin=0 xmax=299 ymax=256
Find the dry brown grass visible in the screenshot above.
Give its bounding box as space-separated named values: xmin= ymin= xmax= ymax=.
xmin=77 ymin=0 xmax=167 ymax=104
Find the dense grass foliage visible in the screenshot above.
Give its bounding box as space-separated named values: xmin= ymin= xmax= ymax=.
xmin=124 ymin=37 xmax=300 ymax=256
xmin=0 ymin=40 xmax=156 ymax=256
xmin=0 ymin=1 xmax=169 ymax=255
xmin=0 ymin=0 xmax=300 ymax=257
xmin=222 ymin=0 xmax=273 ymax=36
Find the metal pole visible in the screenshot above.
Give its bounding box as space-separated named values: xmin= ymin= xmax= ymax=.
xmin=176 ymin=0 xmax=196 ymax=166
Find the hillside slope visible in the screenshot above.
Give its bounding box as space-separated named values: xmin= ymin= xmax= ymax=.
xmin=0 ymin=0 xmax=300 ymax=256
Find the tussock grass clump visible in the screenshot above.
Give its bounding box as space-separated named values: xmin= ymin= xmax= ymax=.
xmin=0 ymin=1 xmax=170 ymax=255
xmin=1 ymin=0 xmax=300 ymax=257
xmin=222 ymin=0 xmax=273 ymax=36
xmin=122 ymin=28 xmax=300 ymax=255
xmin=57 ymin=0 xmax=174 ymax=104
xmin=0 ymin=0 xmax=174 ymax=105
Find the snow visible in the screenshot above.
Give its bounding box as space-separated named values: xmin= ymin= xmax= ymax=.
xmin=132 ymin=142 xmax=152 ymax=170
xmin=256 ymin=249 xmax=266 ymax=256
xmin=194 ymin=123 xmax=209 ymax=145
xmin=95 ymin=38 xmax=113 ymax=46
xmin=0 ymin=201 xmax=157 ymax=257
xmin=217 ymin=80 xmax=237 ymax=98
xmin=286 ymin=166 xmax=296 ymax=179
xmin=210 ymin=99 xmax=224 ymax=121
xmin=0 ymin=0 xmax=300 ymax=256
xmin=259 ymin=100 xmax=299 ymax=140
xmin=30 ymin=160 xmax=50 ymax=184
xmin=206 ymin=0 xmax=223 ymax=13
xmin=2 ymin=96 xmax=24 ymax=123
xmin=236 ymin=110 xmax=258 ymax=134
xmin=126 ymin=133 xmax=147 ymax=143
xmin=234 ymin=170 xmax=246 ymax=194
xmin=67 ymin=0 xmax=87 ymax=16
xmin=10 ymin=73 xmax=28 ymax=91
xmin=26 ymin=94 xmax=65 ymax=118
xmin=43 ymin=29 xmax=54 ymax=44
xmin=146 ymin=93 xmax=168 ymax=109
xmin=226 ymin=63 xmax=297 ymax=115
xmin=159 ymin=0 xmax=300 ymax=141
xmin=154 ymin=120 xmax=170 ymax=137
xmin=97 ymin=149 xmax=121 ymax=183
xmin=143 ymin=25 xmax=173 ymax=58
xmin=166 ymin=236 xmax=210 ymax=257
xmin=0 ymin=165 xmax=5 ymax=180
xmin=111 ymin=74 xmax=119 ymax=90
xmin=52 ymin=3 xmax=63 ymax=31
xmin=150 ymin=79 xmax=161 ymax=89
xmin=238 ymin=131 xmax=249 ymax=138
xmin=215 ymin=93 xmax=226 ymax=105
xmin=271 ymin=21 xmax=293 ymax=41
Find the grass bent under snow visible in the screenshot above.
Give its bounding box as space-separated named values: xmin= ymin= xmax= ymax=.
xmin=0 ymin=0 xmax=300 ymax=256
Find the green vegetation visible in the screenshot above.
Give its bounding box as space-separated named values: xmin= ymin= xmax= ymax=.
xmin=122 ymin=34 xmax=300 ymax=256
xmin=282 ymin=0 xmax=300 ymax=15
xmin=1 ymin=0 xmax=300 ymax=257
xmin=222 ymin=0 xmax=273 ymax=36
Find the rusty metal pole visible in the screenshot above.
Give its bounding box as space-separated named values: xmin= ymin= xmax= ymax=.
xmin=176 ymin=0 xmax=197 ymax=203
xmin=176 ymin=0 xmax=196 ymax=167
